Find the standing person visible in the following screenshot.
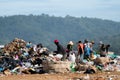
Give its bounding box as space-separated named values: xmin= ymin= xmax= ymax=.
xmin=99 ymin=44 xmax=106 ymax=57
xmin=89 ymin=41 xmax=95 ymax=57
xmin=77 ymin=41 xmax=84 ymax=63
xmin=84 ymin=39 xmax=91 ymax=61
xmin=66 ymin=41 xmax=74 ymax=52
xmin=66 ymin=41 xmax=74 ymax=57
xmin=89 ymin=41 xmax=95 ymax=52
xmin=105 ymin=44 xmax=110 ymax=53
xmin=54 ymin=39 xmax=66 ymax=61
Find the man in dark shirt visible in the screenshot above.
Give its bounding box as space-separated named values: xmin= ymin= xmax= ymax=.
xmin=54 ymin=40 xmax=66 ymax=60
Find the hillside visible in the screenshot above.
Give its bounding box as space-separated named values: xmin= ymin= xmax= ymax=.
xmin=0 ymin=14 xmax=120 ymax=53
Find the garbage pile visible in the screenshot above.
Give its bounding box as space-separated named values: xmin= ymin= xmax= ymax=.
xmin=2 ymin=38 xmax=26 ymax=54
xmin=0 ymin=38 xmax=120 ymax=78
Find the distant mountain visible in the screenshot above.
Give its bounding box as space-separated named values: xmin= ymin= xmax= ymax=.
xmin=0 ymin=14 xmax=120 ymax=53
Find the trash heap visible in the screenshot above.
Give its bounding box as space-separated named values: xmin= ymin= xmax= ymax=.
xmin=2 ymin=38 xmax=26 ymax=54
xmin=0 ymin=38 xmax=120 ymax=79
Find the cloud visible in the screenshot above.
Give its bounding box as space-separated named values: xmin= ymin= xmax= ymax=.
xmin=0 ymin=0 xmax=120 ymax=21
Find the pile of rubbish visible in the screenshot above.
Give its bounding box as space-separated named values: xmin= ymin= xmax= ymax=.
xmin=1 ymin=38 xmax=26 ymax=55
xmin=0 ymin=38 xmax=120 ymax=77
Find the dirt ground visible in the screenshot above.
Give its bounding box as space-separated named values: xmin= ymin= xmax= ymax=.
xmin=1 ymin=72 xmax=120 ymax=80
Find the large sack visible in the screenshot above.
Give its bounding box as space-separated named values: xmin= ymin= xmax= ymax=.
xmin=94 ymin=57 xmax=110 ymax=65
xmin=75 ymin=64 xmax=88 ymax=71
xmin=42 ymin=60 xmax=50 ymax=72
xmin=84 ymin=65 xmax=97 ymax=74
xmin=42 ymin=60 xmax=72 ymax=73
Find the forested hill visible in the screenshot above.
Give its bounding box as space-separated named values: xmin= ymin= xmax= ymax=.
xmin=0 ymin=14 xmax=120 ymax=53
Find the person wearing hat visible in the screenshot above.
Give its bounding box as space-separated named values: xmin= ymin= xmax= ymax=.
xmin=66 ymin=41 xmax=74 ymax=53
xmin=54 ymin=39 xmax=66 ymax=61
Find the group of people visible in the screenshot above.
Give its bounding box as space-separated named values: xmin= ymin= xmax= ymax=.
xmin=99 ymin=41 xmax=110 ymax=57
xmin=53 ymin=39 xmax=110 ymax=63
xmin=53 ymin=39 xmax=93 ymax=62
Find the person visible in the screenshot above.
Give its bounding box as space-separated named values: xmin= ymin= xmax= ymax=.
xmin=33 ymin=43 xmax=43 ymax=53
xmin=54 ymin=39 xmax=66 ymax=61
xmin=66 ymin=41 xmax=74 ymax=53
xmin=77 ymin=41 xmax=84 ymax=62
xmin=66 ymin=41 xmax=74 ymax=58
xmin=99 ymin=42 xmax=110 ymax=57
xmin=105 ymin=44 xmax=110 ymax=53
xmin=89 ymin=41 xmax=95 ymax=52
xmin=84 ymin=40 xmax=91 ymax=61
xmin=98 ymin=41 xmax=103 ymax=52
xmin=89 ymin=41 xmax=95 ymax=60
xmin=26 ymin=42 xmax=32 ymax=49
xmin=99 ymin=44 xmax=106 ymax=57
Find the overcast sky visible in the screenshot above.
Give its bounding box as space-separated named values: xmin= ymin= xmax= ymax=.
xmin=0 ymin=0 xmax=120 ymax=21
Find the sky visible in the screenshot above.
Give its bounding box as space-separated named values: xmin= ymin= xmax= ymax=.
xmin=0 ymin=0 xmax=120 ymax=22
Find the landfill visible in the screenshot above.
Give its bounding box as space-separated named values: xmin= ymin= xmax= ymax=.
xmin=0 ymin=38 xmax=120 ymax=80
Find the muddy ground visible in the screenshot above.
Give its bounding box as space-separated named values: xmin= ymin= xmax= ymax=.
xmin=1 ymin=72 xmax=120 ymax=80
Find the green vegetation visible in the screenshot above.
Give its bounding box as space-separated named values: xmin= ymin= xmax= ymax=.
xmin=0 ymin=14 xmax=120 ymax=53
